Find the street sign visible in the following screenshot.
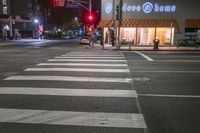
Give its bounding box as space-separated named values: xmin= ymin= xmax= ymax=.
xmin=58 ymin=0 xmax=65 ymax=6
xmin=66 ymin=1 xmax=79 ymax=8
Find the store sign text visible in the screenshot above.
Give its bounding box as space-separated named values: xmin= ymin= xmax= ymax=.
xmin=122 ymin=2 xmax=176 ymax=13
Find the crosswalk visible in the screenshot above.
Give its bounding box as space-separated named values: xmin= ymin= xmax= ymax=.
xmin=0 ymin=50 xmax=147 ymax=133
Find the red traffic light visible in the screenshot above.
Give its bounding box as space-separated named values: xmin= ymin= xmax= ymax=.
xmin=87 ymin=14 xmax=95 ymax=23
xmin=53 ymin=0 xmax=59 ymax=6
xmin=88 ymin=27 xmax=92 ymax=32
xmin=89 ymin=15 xmax=93 ymax=20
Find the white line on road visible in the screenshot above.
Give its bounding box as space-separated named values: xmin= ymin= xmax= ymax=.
xmin=155 ymin=60 xmax=200 ymax=63
xmin=62 ymin=55 xmax=124 ymax=57
xmin=0 ymin=108 xmax=146 ymax=128
xmin=134 ymin=51 xmax=154 ymax=61
xmin=133 ymin=71 xmax=200 ymax=73
xmin=4 ymin=76 xmax=132 ymax=83
xmin=139 ymin=94 xmax=200 ymax=98
xmin=56 ymin=56 xmax=125 ymax=59
xmin=37 ymin=63 xmax=128 ymax=67
xmin=25 ymin=68 xmax=130 ymax=73
xmin=0 ymin=87 xmax=137 ymax=98
xmin=48 ymin=59 xmax=127 ymax=62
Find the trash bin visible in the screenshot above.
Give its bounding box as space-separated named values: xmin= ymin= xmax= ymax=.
xmin=153 ymin=39 xmax=160 ymax=50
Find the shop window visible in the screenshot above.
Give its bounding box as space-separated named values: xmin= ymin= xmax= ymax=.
xmin=156 ymin=27 xmax=174 ymax=45
xmin=185 ymin=28 xmax=200 ymax=40
xmin=2 ymin=0 xmax=7 ymax=5
xmin=103 ymin=27 xmax=115 ymax=44
xmin=137 ymin=28 xmax=155 ymax=45
xmin=3 ymin=6 xmax=7 ymax=14
xmin=120 ymin=28 xmax=136 ymax=44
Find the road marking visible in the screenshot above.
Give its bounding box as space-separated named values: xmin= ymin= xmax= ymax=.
xmin=155 ymin=60 xmax=200 ymax=63
xmin=0 ymin=87 xmax=137 ymax=98
xmin=62 ymin=54 xmax=124 ymax=57
xmin=37 ymin=63 xmax=128 ymax=67
xmin=56 ymin=56 xmax=125 ymax=59
xmin=139 ymin=94 xmax=200 ymax=98
xmin=132 ymin=78 xmax=150 ymax=82
xmin=0 ymin=108 xmax=146 ymax=128
xmin=25 ymin=68 xmax=130 ymax=73
xmin=133 ymin=71 xmax=200 ymax=73
xmin=48 ymin=59 xmax=127 ymax=62
xmin=134 ymin=51 xmax=154 ymax=61
xmin=4 ymin=76 xmax=132 ymax=83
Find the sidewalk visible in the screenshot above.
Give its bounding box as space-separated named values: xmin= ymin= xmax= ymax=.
xmin=0 ymin=40 xmax=16 ymax=46
xmin=0 ymin=39 xmax=49 ymax=46
xmin=94 ymin=43 xmax=200 ymax=51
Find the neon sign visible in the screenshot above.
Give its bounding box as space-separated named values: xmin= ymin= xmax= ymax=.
xmin=105 ymin=3 xmax=113 ymax=14
xmin=122 ymin=2 xmax=176 ymax=13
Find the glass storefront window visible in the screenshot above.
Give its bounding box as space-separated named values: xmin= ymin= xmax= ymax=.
xmin=138 ymin=28 xmax=155 ymax=45
xmin=120 ymin=28 xmax=136 ymax=44
xmin=104 ymin=27 xmax=175 ymax=46
xmin=119 ymin=27 xmax=174 ymax=45
xmin=156 ymin=27 xmax=174 ymax=45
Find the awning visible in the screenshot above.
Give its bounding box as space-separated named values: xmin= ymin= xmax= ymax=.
xmin=186 ymin=19 xmax=200 ymax=28
xmin=98 ymin=19 xmax=114 ymax=27
xmin=98 ymin=19 xmax=177 ymax=27
xmin=121 ymin=19 xmax=177 ymax=27
xmin=0 ymin=15 xmax=31 ymax=22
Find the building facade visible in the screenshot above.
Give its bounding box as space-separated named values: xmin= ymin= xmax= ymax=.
xmin=99 ymin=0 xmax=200 ymax=46
xmin=0 ymin=0 xmax=37 ymax=39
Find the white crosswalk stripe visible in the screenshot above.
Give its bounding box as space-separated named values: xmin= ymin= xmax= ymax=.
xmin=0 ymin=51 xmax=147 ymax=131
xmin=5 ymin=76 xmax=132 ymax=83
xmin=37 ymin=63 xmax=128 ymax=67
xmin=56 ymin=56 xmax=125 ymax=59
xmin=25 ymin=68 xmax=130 ymax=73
xmin=48 ymin=59 xmax=127 ymax=62
xmin=0 ymin=108 xmax=146 ymax=128
xmin=0 ymin=87 xmax=138 ymax=98
xmin=61 ymin=54 xmax=124 ymax=57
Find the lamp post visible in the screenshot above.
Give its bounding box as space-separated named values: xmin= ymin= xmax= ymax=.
xmin=33 ymin=18 xmax=39 ymax=39
xmin=116 ymin=0 xmax=123 ymax=50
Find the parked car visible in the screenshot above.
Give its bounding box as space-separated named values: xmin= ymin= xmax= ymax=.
xmin=178 ymin=39 xmax=198 ymax=46
xmin=80 ymin=36 xmax=90 ymax=44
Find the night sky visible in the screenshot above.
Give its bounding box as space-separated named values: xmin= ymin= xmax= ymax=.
xmin=48 ymin=0 xmax=101 ymax=26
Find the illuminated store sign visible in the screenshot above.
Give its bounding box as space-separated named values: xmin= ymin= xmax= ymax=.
xmin=104 ymin=2 xmax=176 ymax=14
xmin=122 ymin=2 xmax=176 ymax=13
xmin=105 ymin=3 xmax=113 ymax=14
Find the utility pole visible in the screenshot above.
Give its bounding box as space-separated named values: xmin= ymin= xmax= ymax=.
xmin=89 ymin=0 xmax=92 ymax=14
xmin=116 ymin=0 xmax=123 ymax=50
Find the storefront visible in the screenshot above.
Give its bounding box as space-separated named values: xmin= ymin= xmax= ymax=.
xmin=99 ymin=0 xmax=200 ymax=46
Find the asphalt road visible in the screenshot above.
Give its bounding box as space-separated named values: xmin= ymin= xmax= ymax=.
xmin=125 ymin=51 xmax=200 ymax=133
xmin=0 ymin=40 xmax=200 ymax=133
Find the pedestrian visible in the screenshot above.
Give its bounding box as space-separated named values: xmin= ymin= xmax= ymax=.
xmin=89 ymin=33 xmax=94 ymax=48
xmin=100 ymin=35 xmax=104 ymax=49
xmin=111 ymin=30 xmax=115 ymax=47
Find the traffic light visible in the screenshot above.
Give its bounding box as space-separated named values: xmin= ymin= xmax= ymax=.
xmin=85 ymin=13 xmax=95 ymax=24
xmin=88 ymin=15 xmax=93 ymax=21
xmin=88 ymin=27 xmax=92 ymax=32
xmin=53 ymin=0 xmax=59 ymax=6
xmin=116 ymin=5 xmax=120 ymax=20
xmin=88 ymin=14 xmax=94 ymax=23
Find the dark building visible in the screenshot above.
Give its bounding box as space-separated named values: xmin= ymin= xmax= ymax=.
xmin=0 ymin=0 xmax=39 ymax=39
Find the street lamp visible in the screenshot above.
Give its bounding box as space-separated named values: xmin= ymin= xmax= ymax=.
xmin=33 ymin=18 xmax=40 ymax=39
xmin=34 ymin=19 xmax=39 ymax=24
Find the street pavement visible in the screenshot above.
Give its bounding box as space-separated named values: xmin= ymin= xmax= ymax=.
xmin=0 ymin=41 xmax=200 ymax=133
xmin=0 ymin=46 xmax=147 ymax=133
xmin=125 ymin=51 xmax=200 ymax=133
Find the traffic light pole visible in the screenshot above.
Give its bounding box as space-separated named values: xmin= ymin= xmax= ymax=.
xmin=89 ymin=0 xmax=92 ymax=14
xmin=116 ymin=0 xmax=123 ymax=50
xmin=67 ymin=0 xmax=90 ymax=12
